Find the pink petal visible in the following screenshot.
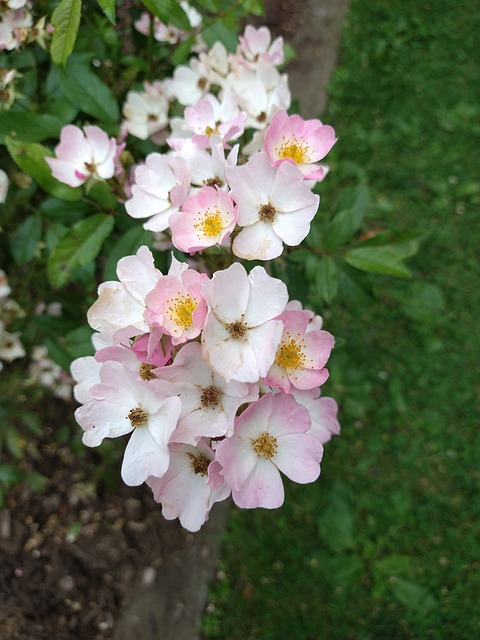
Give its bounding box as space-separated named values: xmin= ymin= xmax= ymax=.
xmin=244 ymin=266 xmax=288 ymax=326
xmin=233 ymin=221 xmax=283 ymax=260
xmin=232 ymin=457 xmax=284 ymax=509
xmin=121 ymin=426 xmax=170 ymax=486
xmin=274 ymin=433 xmax=323 ymax=483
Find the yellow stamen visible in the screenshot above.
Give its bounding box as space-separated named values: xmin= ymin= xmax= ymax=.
xmin=167 ymin=293 xmax=198 ymax=331
xmin=194 ymin=207 xmax=223 ymax=238
xmin=276 ymin=135 xmax=311 ymax=164
xmin=275 ymin=333 xmax=307 ymax=371
xmin=251 ymin=432 xmax=278 ymax=459
xmin=204 ymin=125 xmax=220 ymax=137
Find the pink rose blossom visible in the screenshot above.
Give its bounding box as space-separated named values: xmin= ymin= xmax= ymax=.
xmin=201 ymin=262 xmax=288 ymax=383
xmin=238 ymin=25 xmax=284 ymax=66
xmin=176 ymin=135 xmax=238 ymax=190
xmin=154 ymin=341 xmax=258 ymax=444
xmin=169 ymin=186 xmax=237 ymax=254
xmin=46 ymin=125 xmax=118 ymax=188
xmin=87 ymin=246 xmax=162 ymax=345
xmin=147 ymin=439 xmax=230 ymax=532
xmin=225 ymin=152 xmax=319 ymax=260
xmin=290 ymin=388 xmax=340 ymax=445
xmin=168 ymin=91 xmax=246 ymax=150
xmin=226 ymin=60 xmax=290 ymax=129
xmin=264 ymin=109 xmax=337 ymax=182
xmin=125 ymin=153 xmax=191 ymax=232
xmin=144 ymin=260 xmax=208 ymax=345
xmin=215 ymin=393 xmax=322 ymax=509
xmin=122 ymin=89 xmax=169 ymax=140
xmin=263 ymin=309 xmax=334 ymax=393
xmin=75 ymin=362 xmax=181 ymax=486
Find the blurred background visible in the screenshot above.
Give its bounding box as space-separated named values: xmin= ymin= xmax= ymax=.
xmin=201 ymin=1 xmax=480 ymax=638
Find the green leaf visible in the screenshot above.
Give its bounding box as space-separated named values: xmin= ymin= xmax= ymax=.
xmin=190 ymin=0 xmax=218 ymax=11
xmin=317 ymin=484 xmax=356 ymax=553
xmin=140 ymin=0 xmax=191 ymax=30
xmin=0 ymin=464 xmax=22 ymax=484
xmin=344 ymin=246 xmax=413 ymax=278
xmin=64 ymin=326 xmax=95 ymax=358
xmin=324 ymin=183 xmax=369 ymax=250
xmin=103 ymin=225 xmax=152 ymax=281
xmin=374 ymin=554 xmax=412 ymax=577
xmin=87 ymin=180 xmax=118 ymax=210
xmin=390 ymin=577 xmax=437 ymax=613
xmin=171 ymin=35 xmax=195 ymax=66
xmin=44 ymin=97 xmax=79 ymax=124
xmin=44 ymin=221 xmax=68 ymax=252
xmin=10 ymin=215 xmax=42 ymax=264
xmin=337 ymin=261 xmax=374 ymax=302
xmin=39 ymin=196 xmax=90 ymax=221
xmin=315 ymin=256 xmax=339 ymax=304
xmin=242 ymin=0 xmax=264 ymax=15
xmin=47 ymin=214 xmax=114 ymax=287
xmin=58 ymin=60 xmax=119 ymax=123
xmin=50 ymin=0 xmax=82 ymax=66
xmin=5 ymin=429 xmax=24 ymax=459
xmin=25 ymin=471 xmax=48 ymax=494
xmin=96 ymin=0 xmax=115 ymax=24
xmin=0 ymin=112 xmax=64 ymax=143
xmin=400 ymin=282 xmax=446 ymax=323
xmin=44 ymin=335 xmax=73 ymax=370
xmin=5 ymin=137 xmax=81 ymax=202
xmin=202 ymin=21 xmax=239 ymax=51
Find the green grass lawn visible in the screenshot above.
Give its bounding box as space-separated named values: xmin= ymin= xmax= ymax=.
xmin=202 ymin=1 xmax=480 ymax=638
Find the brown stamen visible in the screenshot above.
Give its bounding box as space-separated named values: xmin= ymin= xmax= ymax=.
xmin=259 ymin=203 xmax=276 ymax=222
xmin=128 ymin=407 xmax=148 ymax=427
xmin=200 ymin=385 xmax=221 ymax=408
xmin=226 ymin=321 xmax=248 ymax=339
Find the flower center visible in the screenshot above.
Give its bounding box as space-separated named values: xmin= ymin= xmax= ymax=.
xmin=203 ymin=176 xmax=224 ymax=188
xmin=226 ymin=320 xmax=248 ymax=339
xmin=128 ymin=406 xmax=148 ymax=427
xmin=204 ymin=125 xmax=220 ymax=137
xmin=259 ymin=203 xmax=276 ymax=222
xmin=195 ymin=207 xmax=223 ymax=238
xmin=200 ymin=385 xmax=221 ymax=408
xmin=84 ymin=161 xmax=96 ymax=174
xmin=276 ymin=136 xmax=311 ymax=164
xmin=251 ymin=432 xmax=278 ymax=459
xmin=147 ymin=113 xmax=158 ymax=122
xmin=275 ymin=333 xmax=307 ymax=371
xmin=138 ymin=363 xmax=157 ymax=381
xmin=167 ymin=293 xmax=198 ymax=330
xmin=188 ymin=453 xmax=210 ymax=476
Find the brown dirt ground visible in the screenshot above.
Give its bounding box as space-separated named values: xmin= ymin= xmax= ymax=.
xmin=0 ymin=2 xmax=349 ymax=638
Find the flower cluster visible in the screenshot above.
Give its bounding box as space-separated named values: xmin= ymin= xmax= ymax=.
xmin=0 ymin=269 xmax=25 ymax=372
xmin=134 ymin=1 xmax=202 ymax=45
xmin=71 ymin=248 xmax=339 ymax=531
xmin=48 ymin=25 xmax=337 ymax=261
xmin=119 ymin=26 xmax=337 ymax=259
xmin=28 ymin=345 xmax=74 ymax=401
xmin=46 ymin=24 xmax=341 ymax=531
xmin=0 ymin=1 xmax=50 ymax=52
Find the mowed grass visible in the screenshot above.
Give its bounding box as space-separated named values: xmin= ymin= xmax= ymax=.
xmin=202 ymin=1 xmax=480 ymax=639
